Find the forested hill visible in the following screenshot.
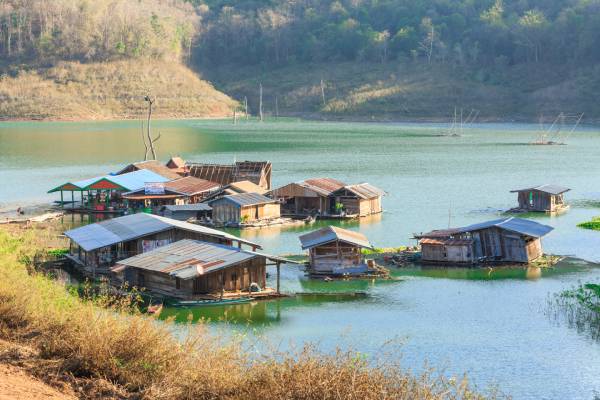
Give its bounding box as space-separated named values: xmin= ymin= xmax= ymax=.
xmin=193 ymin=0 xmax=600 ymax=121
xmin=0 ymin=0 xmax=236 ymax=120
xmin=1 ymin=0 xmax=600 ymax=121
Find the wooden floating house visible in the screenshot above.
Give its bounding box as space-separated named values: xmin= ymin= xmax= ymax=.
xmin=201 ymin=180 xmax=268 ymax=203
xmin=122 ymin=176 xmax=220 ymax=210
xmin=299 ymin=226 xmax=375 ymax=276
xmin=48 ymin=169 xmax=170 ymax=212
xmin=187 ymin=161 xmax=272 ymax=190
xmin=510 ymin=184 xmax=570 ymax=213
xmin=414 ymin=217 xmax=554 ymax=265
xmin=112 ymin=239 xmax=293 ymax=299
xmin=208 ymin=193 xmax=281 ymax=226
xmin=269 ymin=178 xmax=384 ymax=218
xmin=165 ymin=156 xmax=188 ymax=175
xmin=64 ymin=213 xmax=258 ymax=276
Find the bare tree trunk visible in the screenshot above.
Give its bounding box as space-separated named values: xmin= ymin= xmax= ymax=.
xmin=244 ymin=96 xmax=249 ymax=120
xmin=141 ymin=120 xmax=149 ymax=161
xmin=145 ymin=96 xmax=160 ymax=160
xmin=259 ymin=83 xmax=263 ymax=122
xmin=320 ymin=79 xmax=326 ymax=106
xmin=428 ymin=25 xmax=434 ymax=64
xmin=275 ymin=95 xmax=279 ymax=119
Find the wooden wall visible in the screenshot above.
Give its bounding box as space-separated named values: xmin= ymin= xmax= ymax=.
xmin=212 ymin=202 xmax=280 ymax=223
xmin=308 ymin=241 xmax=363 ymax=273
xmin=517 ymin=191 xmax=557 ymax=212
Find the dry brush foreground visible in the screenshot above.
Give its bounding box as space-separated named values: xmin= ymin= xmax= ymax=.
xmin=0 ymin=223 xmax=493 ymax=400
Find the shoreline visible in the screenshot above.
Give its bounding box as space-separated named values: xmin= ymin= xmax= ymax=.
xmin=2 ymin=113 xmax=600 ymax=125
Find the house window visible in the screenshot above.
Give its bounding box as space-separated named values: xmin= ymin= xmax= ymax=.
xmin=175 ymin=277 xmax=181 ymax=289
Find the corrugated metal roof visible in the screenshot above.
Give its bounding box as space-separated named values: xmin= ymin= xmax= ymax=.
xmin=334 ymin=183 xmax=386 ymax=199
xmin=64 ymin=213 xmax=257 ymax=252
xmin=416 ymin=218 xmax=553 ymax=239
xmin=510 ymin=184 xmax=570 ymax=195
xmin=210 ymin=192 xmax=277 ymax=207
xmin=163 ymin=204 xmax=212 ymax=212
xmin=299 ymin=226 xmax=373 ymax=249
xmin=228 ymin=180 xmax=267 ymax=194
xmin=302 ymin=178 xmax=346 ymax=196
xmin=114 ymin=239 xmax=296 ymax=279
xmin=165 ymin=177 xmax=220 ymax=195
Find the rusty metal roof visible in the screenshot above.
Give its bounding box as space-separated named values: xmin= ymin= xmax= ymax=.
xmin=65 ymin=213 xmax=258 ymax=252
xmin=113 ymin=239 xmax=295 ymax=279
xmin=334 ymin=183 xmax=385 ymax=199
xmin=301 ymin=178 xmax=346 ymax=196
xmin=510 ymin=184 xmax=570 ymax=195
xmin=165 ymin=177 xmax=220 ymax=195
xmin=117 ymin=160 xmax=182 ymax=180
xmin=416 ymin=218 xmax=553 ymax=240
xmin=299 ymin=226 xmax=373 ymax=249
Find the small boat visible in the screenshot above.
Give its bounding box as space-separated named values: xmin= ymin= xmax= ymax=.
xmin=172 ymin=297 xmax=252 ymax=307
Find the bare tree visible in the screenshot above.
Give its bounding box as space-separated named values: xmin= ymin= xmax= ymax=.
xmin=244 ymin=96 xmax=249 ymax=120
xmin=144 ymin=95 xmax=161 ymax=160
xmin=419 ymin=17 xmax=436 ymax=64
xmin=140 ymin=120 xmax=149 ymax=161
xmin=320 ymin=79 xmax=326 ymax=106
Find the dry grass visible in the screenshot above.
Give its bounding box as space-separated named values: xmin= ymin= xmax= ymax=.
xmin=0 ymin=60 xmax=238 ymax=121
xmin=0 ymin=223 xmax=492 ymax=400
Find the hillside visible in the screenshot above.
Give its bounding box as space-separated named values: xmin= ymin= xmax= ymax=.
xmin=0 ymin=61 xmax=237 ymax=121
xmin=205 ymin=61 xmax=600 ymax=122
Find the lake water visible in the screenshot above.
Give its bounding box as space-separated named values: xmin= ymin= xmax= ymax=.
xmin=1 ymin=119 xmax=599 ymax=399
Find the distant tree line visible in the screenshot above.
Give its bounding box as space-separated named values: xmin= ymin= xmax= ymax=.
xmin=0 ymin=0 xmax=196 ymax=64
xmin=193 ymin=0 xmax=600 ymax=68
xmin=2 ymin=0 xmax=599 ymax=70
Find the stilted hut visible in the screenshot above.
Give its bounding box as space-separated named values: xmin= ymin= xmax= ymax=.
xmin=111 ymin=239 xmax=293 ymax=299
xmin=117 ymin=160 xmax=183 ymax=180
xmin=64 ymin=213 xmax=258 ymax=276
xmin=269 ymin=178 xmax=346 ymax=217
xmin=122 ymin=177 xmax=220 ymax=210
xmin=208 ymin=193 xmax=280 ymax=225
xmin=187 ymin=161 xmax=272 ymax=190
xmin=510 ymin=184 xmax=570 ymax=213
xmin=415 ymin=217 xmax=554 ymax=265
xmin=299 ymin=226 xmax=374 ymax=276
xmin=166 ymin=156 xmax=188 ymax=175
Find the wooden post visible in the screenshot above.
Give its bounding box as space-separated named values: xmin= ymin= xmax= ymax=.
xmin=259 ymin=83 xmax=263 ymax=122
xmin=233 ymin=109 xmax=237 ymax=125
xmin=220 ymin=272 xmax=224 ymax=300
xmin=276 ymin=261 xmax=281 ymax=294
xmin=60 ymin=190 xmax=64 ymax=208
xmin=71 ymin=191 xmax=74 ymax=207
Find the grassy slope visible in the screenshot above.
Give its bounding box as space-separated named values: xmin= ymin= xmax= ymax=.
xmin=0 ymin=60 xmax=237 ymax=121
xmin=205 ymin=61 xmax=600 ymax=121
xmin=0 ymin=223 xmax=490 ymax=400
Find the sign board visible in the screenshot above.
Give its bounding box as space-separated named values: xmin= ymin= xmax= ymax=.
xmin=144 ymin=182 xmax=165 ymax=195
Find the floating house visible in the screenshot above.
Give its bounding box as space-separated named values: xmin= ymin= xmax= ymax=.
xmin=117 ymin=160 xmax=183 ymax=180
xmin=122 ymin=177 xmax=220 ymax=210
xmin=269 ymin=178 xmax=346 ymax=217
xmin=330 ymin=183 xmax=385 ymax=217
xmin=299 ymin=226 xmax=374 ymax=276
xmin=270 ymin=178 xmax=384 ymax=218
xmin=64 ymin=213 xmax=258 ymax=276
xmin=48 ymin=169 xmax=170 ymax=212
xmin=415 ymin=217 xmax=554 ymax=265
xmin=187 ymin=161 xmax=272 ymax=190
xmin=111 ymin=239 xmax=292 ymax=299
xmin=510 ymin=184 xmax=570 ymax=213
xmin=161 ymin=204 xmax=212 ymax=222
xmin=208 ymin=193 xmax=280 ymax=225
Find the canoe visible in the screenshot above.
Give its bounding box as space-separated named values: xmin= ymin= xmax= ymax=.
xmin=172 ymin=297 xmax=252 ymax=307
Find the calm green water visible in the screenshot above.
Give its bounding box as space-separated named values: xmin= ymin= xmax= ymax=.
xmin=1 ymin=119 xmax=600 ymax=399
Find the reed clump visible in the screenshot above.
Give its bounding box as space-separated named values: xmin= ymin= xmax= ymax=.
xmin=0 ymin=223 xmax=491 ymax=399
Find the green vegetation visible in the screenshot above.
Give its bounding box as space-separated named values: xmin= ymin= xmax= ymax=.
xmin=548 ymin=283 xmax=600 ymax=341
xmin=577 ymin=217 xmax=600 ymax=231
xmin=0 ymin=0 xmax=236 ymax=120
xmin=0 ymin=223 xmax=491 ymax=399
